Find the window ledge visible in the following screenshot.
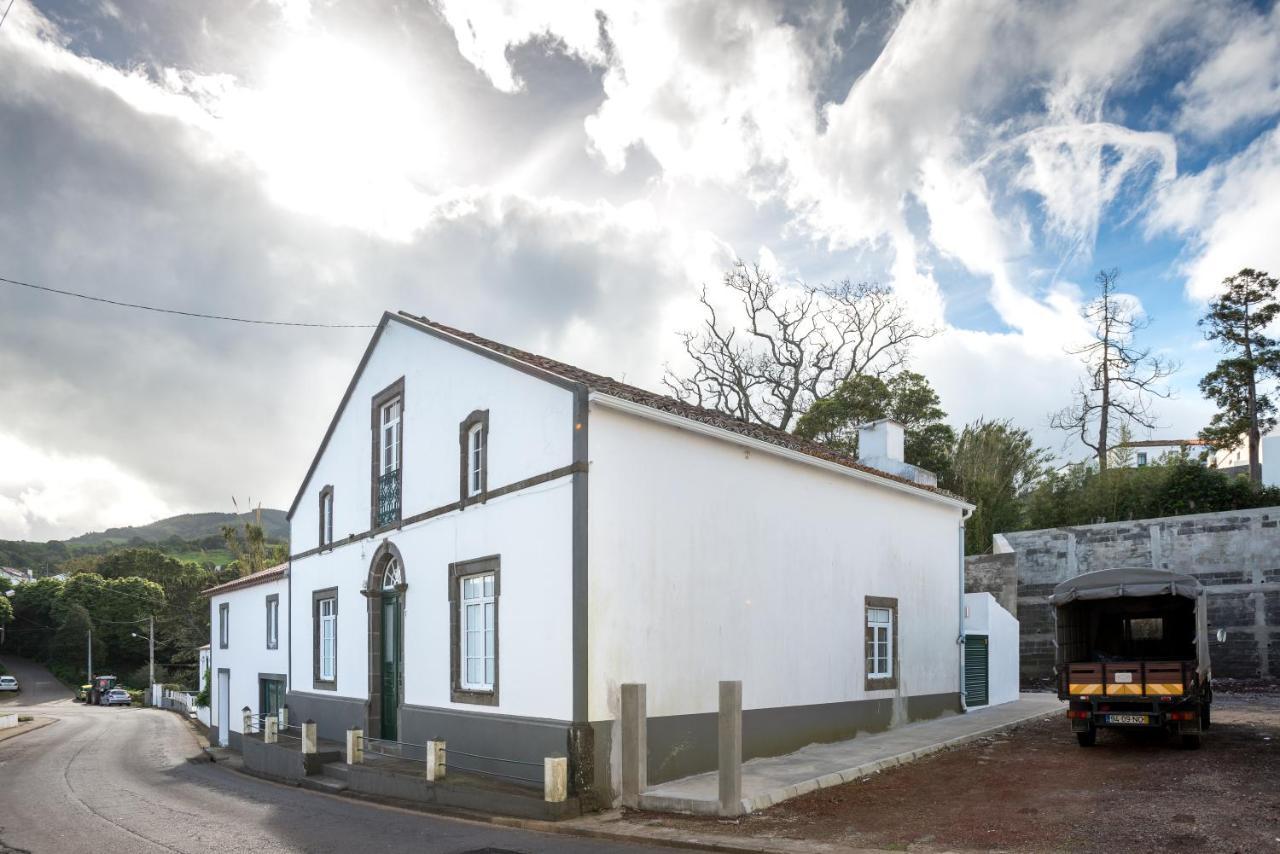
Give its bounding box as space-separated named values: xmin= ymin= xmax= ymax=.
xmin=451 ymin=688 xmax=498 ymax=706
xmin=313 ymin=679 xmax=337 ymax=692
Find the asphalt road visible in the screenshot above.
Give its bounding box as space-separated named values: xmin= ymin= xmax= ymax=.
xmin=0 ymin=656 xmax=675 ymax=854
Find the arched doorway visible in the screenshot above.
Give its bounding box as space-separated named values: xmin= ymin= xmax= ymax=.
xmin=366 ymin=543 xmax=406 ymax=740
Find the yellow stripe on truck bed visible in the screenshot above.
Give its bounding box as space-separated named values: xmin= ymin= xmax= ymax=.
xmin=1069 ymin=683 xmax=1103 ymax=695
xmin=1144 ymin=683 xmax=1184 ymax=695
xmin=1107 ymin=683 xmax=1144 ymax=696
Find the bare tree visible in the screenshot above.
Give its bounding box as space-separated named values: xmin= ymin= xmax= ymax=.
xmin=663 ymin=262 xmax=932 ymax=430
xmin=1050 ymin=269 xmax=1177 ymax=470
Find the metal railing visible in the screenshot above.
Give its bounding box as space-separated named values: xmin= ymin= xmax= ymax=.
xmin=376 ymin=471 xmax=401 ymax=527
xmin=446 ymin=746 xmax=543 ymax=784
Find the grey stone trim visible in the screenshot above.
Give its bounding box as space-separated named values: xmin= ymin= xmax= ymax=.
xmin=458 ymin=409 xmax=490 ymax=508
xmin=311 ymin=587 xmax=338 ymax=691
xmin=570 ymin=385 xmax=592 ymax=800
xmin=318 ymin=484 xmax=334 ymax=548
xmin=289 ymin=462 xmax=585 ymax=562
xmin=265 ymin=593 xmax=279 ymax=650
xmin=363 ymin=541 xmax=406 ymax=739
xmin=864 ymin=595 xmax=899 ymax=692
xmin=448 ymin=555 xmax=500 ymax=706
xmin=370 ymin=376 xmax=405 ymax=531
xmin=218 ymin=602 xmax=229 ymax=649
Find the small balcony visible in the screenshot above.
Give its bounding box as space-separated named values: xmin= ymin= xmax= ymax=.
xmin=376 ymin=471 xmax=401 ymax=528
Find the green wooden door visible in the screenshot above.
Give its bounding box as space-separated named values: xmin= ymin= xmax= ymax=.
xmin=259 ymin=678 xmax=284 ymax=722
xmin=964 ymin=634 xmax=989 ymax=707
xmin=381 ymin=595 xmax=399 ymax=740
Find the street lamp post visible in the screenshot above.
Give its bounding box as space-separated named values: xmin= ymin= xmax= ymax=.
xmin=130 ymin=616 xmax=155 ymax=697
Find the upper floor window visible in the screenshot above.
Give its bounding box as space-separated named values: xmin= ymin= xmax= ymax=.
xmin=319 ymin=485 xmax=334 ymax=547
xmin=372 ymin=379 xmax=404 ymax=529
xmin=219 ymin=603 xmax=229 ymax=649
xmin=1136 ymin=452 xmax=1148 ymax=467
xmin=459 ymin=410 xmax=489 ymax=503
xmin=266 ymin=594 xmax=279 ymax=649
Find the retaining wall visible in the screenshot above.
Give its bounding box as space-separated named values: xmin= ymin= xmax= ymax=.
xmin=965 ymin=506 xmax=1280 ymax=681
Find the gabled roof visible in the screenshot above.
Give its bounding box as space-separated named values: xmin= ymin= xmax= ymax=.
xmin=286 ymin=312 xmax=965 ymax=520
xmin=201 ymin=563 xmax=287 ymax=597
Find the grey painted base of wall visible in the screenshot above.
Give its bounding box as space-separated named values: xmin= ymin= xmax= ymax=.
xmin=285 ymin=690 xmax=367 ymax=742
xmin=399 ymin=703 xmax=570 ymax=788
xmin=591 ymin=691 xmax=962 ymax=806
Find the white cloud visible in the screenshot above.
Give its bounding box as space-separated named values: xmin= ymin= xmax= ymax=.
xmin=0 ymin=433 xmax=173 ymax=541
xmin=1148 ymin=125 xmax=1280 ymax=301
xmin=1175 ymin=2 xmax=1280 ymax=138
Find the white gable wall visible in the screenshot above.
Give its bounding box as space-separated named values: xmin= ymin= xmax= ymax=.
xmin=289 ymin=319 xmax=575 ymax=552
xmin=586 ymin=401 xmax=965 ymax=722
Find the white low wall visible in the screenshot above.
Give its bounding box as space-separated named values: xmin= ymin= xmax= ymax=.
xmin=964 ymin=592 xmax=1020 ymax=707
xmin=0 ymin=713 xmax=17 ymax=730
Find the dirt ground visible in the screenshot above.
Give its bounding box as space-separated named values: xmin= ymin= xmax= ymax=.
xmin=628 ymin=690 xmax=1280 ymax=853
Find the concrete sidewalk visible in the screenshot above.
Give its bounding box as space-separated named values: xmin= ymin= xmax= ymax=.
xmin=638 ymin=693 xmax=1062 ymax=815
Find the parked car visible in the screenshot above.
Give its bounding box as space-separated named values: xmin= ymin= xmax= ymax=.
xmin=102 ymin=688 xmax=132 ymax=706
xmin=0 ymin=675 xmax=19 ymax=692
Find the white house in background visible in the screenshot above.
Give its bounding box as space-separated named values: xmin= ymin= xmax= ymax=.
xmin=1116 ymin=438 xmax=1209 ymax=469
xmin=203 ymin=564 xmax=288 ymax=748
xmin=1212 ymin=431 xmax=1280 ymax=486
xmin=235 ymin=311 xmax=972 ymax=805
xmin=962 ymin=592 xmax=1019 ymax=708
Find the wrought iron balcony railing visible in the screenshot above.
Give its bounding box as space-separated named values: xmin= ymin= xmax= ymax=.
xmin=376 ymin=471 xmax=401 ymax=528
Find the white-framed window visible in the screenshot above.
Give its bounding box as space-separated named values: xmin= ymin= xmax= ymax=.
xmin=867 ymin=606 xmax=893 ymax=679
xmin=460 ymin=572 xmax=495 ymax=691
xmin=381 ymin=397 xmax=401 ymax=475
xmin=266 ymin=595 xmax=279 ymax=649
xmin=468 ymin=422 xmax=484 ymax=497
xmin=219 ymin=602 xmax=229 ymax=649
xmin=319 ymin=597 xmax=336 ymax=682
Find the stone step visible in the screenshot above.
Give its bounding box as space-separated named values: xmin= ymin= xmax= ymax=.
xmin=321 ymin=763 xmax=350 ymax=781
xmin=300 ymin=775 xmax=348 ymax=794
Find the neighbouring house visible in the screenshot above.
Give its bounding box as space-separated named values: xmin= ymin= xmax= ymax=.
xmin=203 ymin=563 xmax=288 ymax=748
xmin=0 ymin=567 xmax=33 ymax=587
xmin=1212 ymin=431 xmax=1280 ymax=485
xmin=962 ymin=592 xmax=1019 ymax=708
xmin=220 ymin=311 xmax=974 ymax=806
xmin=1115 ymin=438 xmax=1209 ymax=468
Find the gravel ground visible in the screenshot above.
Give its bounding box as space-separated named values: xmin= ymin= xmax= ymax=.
xmin=628 ymin=691 xmax=1280 ymax=853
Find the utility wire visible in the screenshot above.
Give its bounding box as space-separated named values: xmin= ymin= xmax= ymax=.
xmin=0 ymin=0 xmax=15 ymax=32
xmin=0 ymin=275 xmax=377 ymax=328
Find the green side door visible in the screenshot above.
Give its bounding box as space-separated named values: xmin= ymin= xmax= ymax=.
xmin=964 ymin=634 xmax=989 ymax=707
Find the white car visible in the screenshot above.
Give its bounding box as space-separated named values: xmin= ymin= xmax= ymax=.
xmin=102 ymin=688 xmax=132 ymax=706
xmin=0 ymin=675 xmax=18 ymax=692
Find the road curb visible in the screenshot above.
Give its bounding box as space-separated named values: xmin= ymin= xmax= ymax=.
xmin=0 ymin=715 xmax=58 ymax=744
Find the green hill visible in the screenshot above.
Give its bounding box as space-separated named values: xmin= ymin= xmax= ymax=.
xmin=67 ymin=509 xmax=289 ymax=545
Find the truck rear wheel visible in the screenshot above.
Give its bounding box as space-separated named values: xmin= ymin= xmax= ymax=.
xmin=1180 ymin=733 xmax=1202 ymax=750
xmin=1076 ymin=728 xmax=1096 ymax=747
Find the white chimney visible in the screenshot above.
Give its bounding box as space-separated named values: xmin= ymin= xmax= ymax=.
xmin=858 ymin=419 xmax=904 ymax=463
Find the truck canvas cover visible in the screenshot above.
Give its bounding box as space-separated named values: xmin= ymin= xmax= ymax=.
xmin=1051 ymin=568 xmax=1210 ymax=681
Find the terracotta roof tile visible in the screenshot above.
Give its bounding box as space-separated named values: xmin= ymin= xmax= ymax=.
xmin=398 ymin=312 xmax=965 ymax=503
xmin=201 ymin=562 xmax=287 ymax=597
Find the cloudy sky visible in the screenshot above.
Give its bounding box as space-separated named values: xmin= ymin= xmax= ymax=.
xmin=1 ymin=0 xmax=1278 ymax=541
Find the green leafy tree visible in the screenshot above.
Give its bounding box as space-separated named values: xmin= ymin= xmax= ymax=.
xmin=52 ymin=603 xmax=104 ymax=681
xmin=0 ymin=593 xmax=12 ymax=628
xmin=1198 ymin=268 xmax=1280 ymax=484
xmin=221 ymin=502 xmax=286 ymax=577
xmin=794 ymin=371 xmax=957 ymax=476
xmin=948 ymin=419 xmax=1051 ymax=554
xmin=7 ymin=577 xmax=64 ymax=660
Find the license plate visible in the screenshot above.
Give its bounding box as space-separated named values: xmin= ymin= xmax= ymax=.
xmin=1106 ymin=714 xmax=1149 ymax=725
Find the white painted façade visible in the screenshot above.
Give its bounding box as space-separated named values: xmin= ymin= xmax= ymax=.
xmin=207 ymin=311 xmax=975 ymax=804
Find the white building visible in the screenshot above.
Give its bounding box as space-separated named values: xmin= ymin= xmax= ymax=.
xmin=962 ymin=592 xmax=1019 ymax=708
xmin=223 ymin=311 xmax=974 ymax=804
xmin=1212 ymin=431 xmax=1280 ymax=486
xmin=204 ymin=564 xmax=288 ymax=748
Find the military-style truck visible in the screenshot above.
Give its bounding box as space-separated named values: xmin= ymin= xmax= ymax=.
xmin=1052 ymin=568 xmax=1211 ymax=749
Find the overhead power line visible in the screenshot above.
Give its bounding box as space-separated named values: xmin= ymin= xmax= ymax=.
xmin=0 ymin=275 xmax=377 ymax=328
xmin=0 ymin=0 xmax=15 ymax=32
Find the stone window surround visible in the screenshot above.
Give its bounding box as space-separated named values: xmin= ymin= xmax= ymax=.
xmin=448 ymin=554 xmax=500 ymax=706
xmin=218 ymin=602 xmax=229 ymax=649
xmin=458 ymin=409 xmax=489 ymax=508
xmin=318 ymin=484 xmax=334 ymax=548
xmin=312 ymin=587 xmax=339 ymax=691
xmin=265 ymin=593 xmax=279 ymax=650
xmin=864 ymin=595 xmax=899 ymax=691
xmin=370 ymin=377 xmax=405 ymax=531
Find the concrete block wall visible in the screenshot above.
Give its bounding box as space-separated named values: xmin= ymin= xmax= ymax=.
xmin=966 ymin=506 xmax=1280 ymax=682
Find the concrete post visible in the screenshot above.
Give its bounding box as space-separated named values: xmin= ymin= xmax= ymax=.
xmin=425 ymin=740 xmax=446 ymax=782
xmin=544 ymin=757 xmax=568 ymax=803
xmin=242 ymin=706 xmax=252 ymax=736
xmin=718 ymin=680 xmax=743 ymax=817
xmin=301 ymin=720 xmax=317 ymax=755
xmin=620 ymin=683 xmax=647 ymax=807
xmin=264 ymin=717 xmax=278 ymax=744
xmin=281 ymin=705 xmax=289 ymax=729
xmin=347 ymin=729 xmax=363 ymax=764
